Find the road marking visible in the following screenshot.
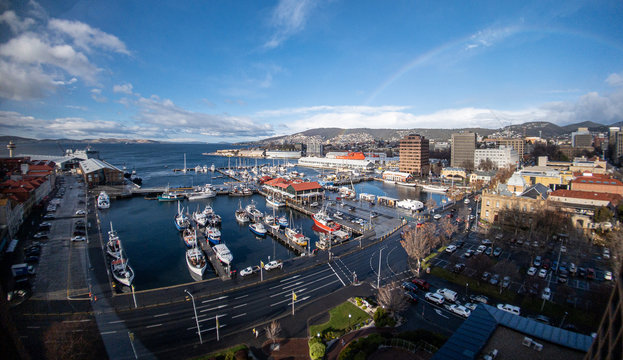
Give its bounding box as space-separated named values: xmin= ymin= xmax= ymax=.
xmin=108 ymin=320 xmax=125 ymax=324
xmin=200 ymin=304 xmax=227 ymax=313
xmin=280 ymin=274 xmax=300 ymax=283
xmin=233 ymin=303 xmax=247 ymax=309
xmin=198 ymin=314 xmax=228 ymax=322
xmin=63 ymin=319 xmax=91 ymax=323
xmin=154 ymin=313 xmax=169 ymax=318
xmin=101 ymin=331 xmax=117 ymax=335
xmin=234 ymin=294 xmax=248 ymax=300
xmin=231 ymin=313 xmax=246 ymax=319
xmin=281 ymin=280 xmax=304 ymax=290
xmin=201 ymin=295 xmax=228 ymax=304
xmin=328 ymin=263 xmax=346 ymax=286
xmin=270 ymin=295 xmax=311 ymax=307
xmin=146 ymin=323 xmax=162 ymax=328
xmin=435 ymin=309 xmax=449 ymax=319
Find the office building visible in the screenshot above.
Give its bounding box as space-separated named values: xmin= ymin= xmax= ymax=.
xmin=398 ymin=134 xmax=429 ymax=176
xmin=451 ymin=132 xmax=476 ymax=168
xmin=572 ymin=127 xmax=593 ymax=148
xmin=474 ymin=146 xmax=519 ymax=169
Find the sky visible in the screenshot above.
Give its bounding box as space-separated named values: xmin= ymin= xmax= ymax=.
xmin=0 ymin=0 xmax=622 ymax=143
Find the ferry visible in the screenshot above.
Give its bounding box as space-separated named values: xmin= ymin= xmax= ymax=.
xmin=97 ymin=191 xmax=110 ymax=209
xmin=213 ymin=244 xmax=233 ymax=265
xmin=312 ymin=209 xmax=341 ymax=232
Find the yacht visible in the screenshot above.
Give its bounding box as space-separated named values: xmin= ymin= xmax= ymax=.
xmin=106 ymin=222 xmax=121 ymax=259
xmin=249 ymin=222 xmax=267 ymax=236
xmin=266 ymin=196 xmax=285 ymax=207
xmin=110 ymin=241 xmax=134 ymax=287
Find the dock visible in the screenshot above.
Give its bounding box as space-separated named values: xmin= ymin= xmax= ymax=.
xmin=265 ymin=226 xmax=306 ymax=255
xmin=283 ymin=199 xmax=363 ymax=235
xmin=197 ymin=234 xmax=230 ymax=280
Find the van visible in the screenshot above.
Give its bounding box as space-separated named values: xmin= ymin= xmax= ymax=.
xmin=497 ymin=303 xmax=521 ymax=315
xmin=436 ymin=288 xmax=458 ymax=302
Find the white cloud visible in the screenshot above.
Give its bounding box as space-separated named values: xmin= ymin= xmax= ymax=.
xmin=90 ymin=88 xmax=107 ymax=103
xmin=113 ymin=83 xmax=133 ymax=94
xmin=466 ymin=25 xmax=521 ymax=50
xmin=48 ymin=18 xmax=130 ymax=55
xmin=0 ymin=10 xmax=35 ymax=33
xmin=0 ymin=58 xmax=58 ymax=100
xmin=264 ymin=0 xmax=316 ymax=49
xmin=606 ymin=72 xmax=623 ymax=87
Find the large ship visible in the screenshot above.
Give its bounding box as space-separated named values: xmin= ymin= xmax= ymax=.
xmin=312 ymin=209 xmax=341 ymax=232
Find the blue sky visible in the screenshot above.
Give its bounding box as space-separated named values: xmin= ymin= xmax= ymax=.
xmin=0 ymin=0 xmax=622 ymax=142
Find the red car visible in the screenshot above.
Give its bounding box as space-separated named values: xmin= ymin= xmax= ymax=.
xmin=411 ymin=278 xmax=430 ymax=291
xmin=587 ymin=268 xmax=596 ymax=280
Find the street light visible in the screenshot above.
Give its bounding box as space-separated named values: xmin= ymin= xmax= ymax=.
xmin=184 ymin=289 xmax=202 ymax=344
xmin=377 ymin=248 xmax=384 ymax=289
xmin=348 ymin=313 xmax=351 ymax=329
xmin=560 ymin=311 xmax=568 ymax=328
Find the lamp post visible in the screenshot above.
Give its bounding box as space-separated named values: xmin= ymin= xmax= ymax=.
xmin=377 ymin=248 xmax=384 ymax=289
xmin=184 ymin=289 xmax=202 ymax=344
xmin=560 ymin=311 xmax=568 ymax=328
xmin=348 ymin=313 xmax=351 ymax=329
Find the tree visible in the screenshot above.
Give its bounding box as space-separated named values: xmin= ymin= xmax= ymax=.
xmin=425 ymin=197 xmax=437 ymax=211
xmin=594 ymin=206 xmax=614 ymax=223
xmin=437 ymin=217 xmax=458 ymax=244
xmin=468 ymin=255 xmax=493 ymax=283
xmin=478 ymin=158 xmax=496 ymax=171
xmin=44 ymin=315 xmax=100 ymax=360
xmin=265 ymin=320 xmax=281 ymax=350
xmin=461 ymin=160 xmax=475 ymax=172
xmin=400 ymin=223 xmax=441 ymax=276
xmin=310 ymin=342 xmax=326 ymax=360
xmin=377 ymin=282 xmax=408 ymax=316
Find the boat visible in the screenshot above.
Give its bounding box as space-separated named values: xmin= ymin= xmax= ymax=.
xmin=396 ymin=199 xmax=424 ymax=211
xmin=396 ymin=181 xmax=417 ymax=187
xmin=235 ymin=208 xmax=249 ymax=223
xmin=193 ymin=210 xmax=208 ymax=227
xmin=182 ymin=228 xmax=197 ymax=248
xmin=266 ymin=196 xmax=285 ymax=207
xmin=249 ymin=222 xmax=267 ymax=236
xmin=174 ymin=202 xmax=190 ymax=231
xmin=186 ymin=246 xmax=207 ymax=276
xmin=213 ymin=244 xmax=233 ymax=265
xmin=263 ymin=214 xmax=280 ymax=231
xmin=277 ymin=215 xmax=288 ymax=228
xmin=312 ymin=208 xmax=341 ymax=232
xmin=210 ymin=164 xmax=216 ymax=172
xmin=110 ymin=241 xmax=134 ymax=287
xmin=285 ymin=227 xmax=309 ymax=247
xmin=188 ymin=184 xmax=216 ymax=200
xmin=245 ymin=201 xmax=263 ymax=222
xmin=106 ymin=222 xmax=121 ymax=259
xmin=159 ymin=185 xmax=184 ymax=201
xmin=420 ymin=184 xmax=449 ymax=193
xmin=206 ymin=213 xmax=222 ymax=226
xmin=201 ymin=205 xmax=214 ymax=216
xmin=205 ymin=226 xmax=221 ymax=245
xmin=97 ymin=191 xmax=110 ymax=209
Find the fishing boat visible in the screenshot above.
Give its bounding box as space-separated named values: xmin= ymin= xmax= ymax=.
xmin=285 ymin=227 xmax=309 ymax=247
xmin=213 ymin=244 xmax=233 ymax=265
xmin=263 ymin=213 xmax=280 ymax=231
xmin=277 ymin=215 xmax=288 ymax=228
xmin=186 ymin=246 xmax=207 ymax=276
xmin=312 ymin=208 xmax=341 ymax=232
xmin=249 ymin=222 xmax=267 ymax=236
xmin=420 ymin=184 xmax=449 ymax=193
xmin=206 ymin=213 xmax=222 ymax=226
xmin=182 ymin=228 xmax=197 ymax=248
xmin=205 ymin=226 xmax=221 ymax=245
xmin=106 ymin=222 xmax=121 ymax=259
xmin=174 ymin=202 xmax=190 ymax=231
xmin=97 ymin=191 xmax=110 ymax=209
xmin=245 ymin=201 xmax=263 ymax=222
xmin=193 ymin=210 xmax=208 ymax=227
xmin=187 ymin=186 xmax=216 ymax=200
xmin=235 ymin=208 xmax=249 ymax=223
xmin=159 ymin=185 xmax=184 ymax=201
xmin=266 ymin=196 xmax=285 ymax=207
xmin=110 ymin=242 xmax=134 ymax=286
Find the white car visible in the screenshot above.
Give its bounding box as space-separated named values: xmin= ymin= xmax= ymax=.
xmin=527 ymin=267 xmax=537 ymax=276
xmin=445 ymin=245 xmax=457 ymax=253
xmin=75 ymin=209 xmax=86 ymax=216
xmin=449 ymin=304 xmax=471 ymax=318
xmin=433 ymin=214 xmax=442 ymax=220
xmin=603 ymin=248 xmax=610 ymax=259
xmin=464 ymin=198 xmax=470 ymax=204
xmin=424 ymin=292 xmax=445 ymax=305
xmin=475 ymin=245 xmax=486 ymax=255
xmin=497 ymin=303 xmax=520 ymax=315
xmin=605 ymin=271 xmax=613 ymax=281
xmin=71 ymin=236 xmax=86 ymax=242
xmin=240 ymin=266 xmax=260 ymax=277
xmin=538 ymin=269 xmax=548 ymax=278
xmin=264 ymin=260 xmax=283 ymax=271
xmin=541 ymin=287 xmax=551 ymax=301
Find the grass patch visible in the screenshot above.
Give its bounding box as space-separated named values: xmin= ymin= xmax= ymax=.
xmin=194 ymin=344 xmax=248 ymax=360
xmin=422 ymin=248 xmax=444 ymax=270
xmin=309 ymin=301 xmax=370 ymax=338
xmin=430 ymin=267 xmax=516 ymax=303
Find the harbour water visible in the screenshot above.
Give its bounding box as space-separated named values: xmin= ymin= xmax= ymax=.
xmin=8 ymin=142 xmax=448 ymax=290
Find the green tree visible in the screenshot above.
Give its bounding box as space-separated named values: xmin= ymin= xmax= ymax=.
xmin=309 ymin=342 xmax=326 ymax=360
xmin=594 ymin=207 xmax=613 ymax=223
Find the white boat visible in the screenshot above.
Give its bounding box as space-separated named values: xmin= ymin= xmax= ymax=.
xmin=110 ymin=241 xmax=134 ymax=287
xmin=97 ymin=191 xmax=110 ymax=209
xmin=174 ymin=202 xmax=190 ymax=231
xmin=106 ymin=222 xmax=121 ymax=259
xmin=182 ymin=228 xmax=197 ymax=248
xmin=421 ymin=184 xmax=449 ymax=193
xmin=186 ymin=246 xmax=207 ymax=276
xmin=205 ymin=226 xmax=221 ymax=245
xmin=210 ymin=164 xmax=216 ymax=172
xmin=396 ymin=199 xmax=424 ymax=211
xmin=266 ymin=196 xmax=285 ymax=207
xmin=193 ymin=210 xmax=208 ymax=227
xmin=188 ymin=185 xmax=216 ymax=200
xmin=235 ymin=208 xmax=249 ymax=223
xmin=213 ymin=244 xmax=233 ymax=265
xmin=285 ymin=227 xmax=309 ymax=247
xmin=249 ymin=222 xmax=267 ymax=236
xmin=396 ymin=181 xmax=417 ymax=187
xmin=245 ymin=201 xmax=263 ymax=222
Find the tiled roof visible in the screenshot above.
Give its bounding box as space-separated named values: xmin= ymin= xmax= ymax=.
xmin=289 ymin=182 xmax=322 ymax=191
xmin=571 ymin=175 xmax=622 ymax=186
xmin=550 ymin=189 xmax=621 ymax=204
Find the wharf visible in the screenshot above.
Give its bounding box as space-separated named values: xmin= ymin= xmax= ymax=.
xmin=197 ymin=234 xmax=230 ymax=280
xmin=265 ymin=226 xmax=306 ymax=255
xmin=282 ymin=198 xmax=363 ymax=235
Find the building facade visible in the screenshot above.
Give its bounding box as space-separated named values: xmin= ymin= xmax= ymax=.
xmin=399 ymin=134 xmax=429 ymax=176
xmin=451 ymin=132 xmax=476 ymax=168
xmin=491 ymin=138 xmax=525 ymax=158
xmin=79 ymin=159 xmax=124 ymax=188
xmin=306 ymin=140 xmax=324 ymax=157
xmin=572 ymin=127 xmax=593 ymax=148
xmin=570 ymin=174 xmax=623 ymax=196
xmin=474 ymin=146 xmax=519 ymax=169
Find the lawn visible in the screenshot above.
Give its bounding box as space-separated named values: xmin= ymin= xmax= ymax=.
xmin=309 ymin=301 xmax=370 ymax=337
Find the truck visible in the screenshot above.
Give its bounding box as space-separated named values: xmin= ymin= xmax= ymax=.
xmin=436 ymin=288 xmax=458 ymax=302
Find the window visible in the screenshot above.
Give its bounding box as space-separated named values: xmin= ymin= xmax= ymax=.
xmin=496 ymin=201 xmax=499 ymax=208
xmin=485 ymin=210 xmax=489 ymax=217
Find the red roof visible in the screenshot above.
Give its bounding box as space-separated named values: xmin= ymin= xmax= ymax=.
xmin=550 ymin=189 xmax=621 ymax=204
xmin=289 ymin=181 xmax=322 ymax=192
xmin=571 ymin=175 xmax=623 ymax=186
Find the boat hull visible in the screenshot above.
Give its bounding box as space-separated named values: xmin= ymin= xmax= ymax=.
xmin=249 ymin=225 xmax=267 ymax=236
xmin=312 ymin=215 xmax=340 ymax=232
xmin=186 ymin=252 xmax=206 ymax=276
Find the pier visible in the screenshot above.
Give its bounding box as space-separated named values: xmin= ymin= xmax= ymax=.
xmin=265 ymin=226 xmax=306 ymax=255
xmin=197 ymin=235 xmax=230 ymax=280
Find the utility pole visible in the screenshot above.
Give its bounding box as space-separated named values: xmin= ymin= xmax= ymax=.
xmin=184 ymin=289 xmax=202 ymax=344
xmin=377 ymin=248 xmax=384 ymax=289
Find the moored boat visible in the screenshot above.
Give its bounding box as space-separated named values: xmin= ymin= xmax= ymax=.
xmin=186 ymin=246 xmax=207 ymax=276
xmin=277 ymin=215 xmax=288 ymax=228
xmin=106 ymin=222 xmax=121 ymax=259
xmin=285 ymin=227 xmax=309 ymax=247
xmin=182 ymin=228 xmax=197 ymax=248
xmin=266 ymin=196 xmax=285 ymax=207
xmin=420 ymin=184 xmax=449 ymax=193
xmin=312 ymin=208 xmax=341 ymax=232
xmin=249 ymin=222 xmax=267 ymax=236
xmin=205 ymin=226 xmax=221 ymax=245
xmin=97 ymin=191 xmax=110 ymax=209
xmin=175 ymin=202 xmax=190 ymax=231
xmin=213 ymin=244 xmax=233 ymax=265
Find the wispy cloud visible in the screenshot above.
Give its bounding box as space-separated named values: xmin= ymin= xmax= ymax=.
xmin=264 ymin=0 xmax=317 ymax=49
xmin=113 ymin=82 xmax=134 ymax=94
xmin=606 ymin=71 xmax=623 ymax=87
xmin=465 ymin=25 xmax=521 ymax=50
xmin=90 ymin=88 xmax=107 ymax=103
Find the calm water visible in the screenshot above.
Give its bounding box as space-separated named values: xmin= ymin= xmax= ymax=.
xmin=8 ymin=142 xmax=447 ymax=289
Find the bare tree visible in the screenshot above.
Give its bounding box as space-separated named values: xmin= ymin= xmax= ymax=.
xmin=264 ymin=320 xmax=281 ymax=350
xmin=478 ymin=158 xmax=496 ymax=171
xmin=438 ymin=217 xmax=458 ymax=244
xmin=604 ymin=230 xmax=623 ymax=273
xmin=400 ymin=223 xmax=441 ymax=276
xmin=377 ymin=282 xmax=408 ymax=315
xmin=468 ymin=255 xmax=493 ymax=283
xmin=44 ymin=315 xmax=100 ymax=360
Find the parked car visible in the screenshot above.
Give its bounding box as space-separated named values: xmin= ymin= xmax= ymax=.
xmin=475 ymin=245 xmax=486 ymax=255
xmin=433 ymin=214 xmax=442 ymax=220
xmin=463 ymin=249 xmax=474 ymax=258
xmin=455 ymin=241 xmax=465 ymax=248
xmin=485 ymin=247 xmax=493 ymax=256
xmin=411 ymin=278 xmax=430 ymax=291
xmin=453 ymin=263 xmax=466 ymax=273
xmin=240 ymin=265 xmax=260 ymax=277
xmin=569 ymin=263 xmax=577 ymax=275
xmin=449 ymin=304 xmax=471 ymax=318
xmin=264 ymin=260 xmax=283 ymax=271
xmin=436 ymin=288 xmax=458 ymax=302
xmin=481 ymin=272 xmax=491 ymax=282
xmin=493 ymin=247 xmax=502 ymax=257
xmin=24 ymin=256 xmax=39 ymax=263
xmin=489 ymin=274 xmax=500 ymax=286
xmin=587 ymin=268 xmax=596 ymax=280
xmin=481 ymin=239 xmax=492 ymax=246
xmin=527 ymin=267 xmax=537 ymax=276
xmin=541 ymin=287 xmax=551 ymax=301
xmin=529 ymin=283 xmax=540 ymax=296
xmin=75 ymin=209 xmax=86 ymax=216
xmin=538 ymin=269 xmax=548 ymax=278
xmin=403 ymin=291 xmax=418 ymax=303
xmin=464 ymin=302 xmax=477 ymax=311
xmin=502 ymin=276 xmax=511 ymax=288
xmin=578 ymin=267 xmax=587 ymax=277
xmin=401 ymin=281 xmax=418 ymax=292
xmin=33 ymin=232 xmax=48 ymax=239
xmin=497 ymin=303 xmax=521 ymax=315
xmin=445 ymin=245 xmax=457 ymax=253
xmin=425 ymin=292 xmax=445 ymax=305
xmin=533 ymin=256 xmax=542 ymax=267
xmin=469 ymin=294 xmax=489 ymax=304
xmin=71 ymin=236 xmax=86 ymax=242
xmin=605 ymin=271 xmax=613 ymax=281
xmin=603 ymin=248 xmax=610 ymax=259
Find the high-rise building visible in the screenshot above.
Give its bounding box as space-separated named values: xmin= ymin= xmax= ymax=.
xmin=474 ymin=146 xmax=519 ymax=169
xmin=616 ymin=132 xmax=623 ymax=162
xmin=399 ymin=134 xmax=429 ymax=176
xmin=572 ymin=127 xmax=593 ymax=148
xmin=451 ymin=132 xmax=476 ymax=168
xmin=490 ymin=138 xmax=525 ymax=158
xmin=306 ymin=140 xmax=324 ymax=157
xmin=609 ymin=127 xmax=620 ymax=145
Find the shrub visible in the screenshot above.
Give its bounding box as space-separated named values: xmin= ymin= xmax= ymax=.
xmin=373 ymin=308 xmax=396 ymax=328
xmin=310 ymin=342 xmax=326 ymax=360
xmin=355 ymin=297 xmax=363 ymax=307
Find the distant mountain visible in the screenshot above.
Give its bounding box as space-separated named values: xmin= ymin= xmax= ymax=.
xmin=0 ymin=136 xmax=159 ymax=144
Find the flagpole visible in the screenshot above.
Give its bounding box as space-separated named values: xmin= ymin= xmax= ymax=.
xmin=216 ymin=314 xmax=220 ymax=341
xmin=292 ymin=291 xmax=295 ymax=316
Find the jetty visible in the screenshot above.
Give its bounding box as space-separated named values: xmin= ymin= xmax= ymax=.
xmin=197 ymin=234 xmax=230 ymax=280
xmin=265 ymin=226 xmax=306 ymax=255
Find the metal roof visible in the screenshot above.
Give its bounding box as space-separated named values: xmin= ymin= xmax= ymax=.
xmin=79 ymin=159 xmax=122 ymax=174
xmin=432 ymin=304 xmax=593 ymax=360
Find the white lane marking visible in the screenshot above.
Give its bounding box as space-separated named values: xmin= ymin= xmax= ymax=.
xmin=234 ymin=294 xmax=248 ymax=300
xmin=269 ymin=268 xmax=331 ymax=290
xmin=198 ymin=324 xmax=227 ymax=333
xmin=280 ymin=274 xmax=301 ymax=283
xmin=146 ymin=323 xmax=162 ymax=328
xmin=199 ymin=304 xmax=227 ymax=313
xmin=101 ymin=330 xmax=117 ymax=335
xmin=270 ymin=287 xmax=307 ymax=298
xmin=108 ymin=320 xmax=125 ymax=324
xmin=231 ymin=313 xmax=246 ymax=319
xmin=328 ymin=263 xmax=346 ymax=286
xmin=154 ymin=313 xmax=169 ymax=318
xmin=233 ymin=303 xmax=247 ymax=309
xmin=201 ymin=295 xmax=228 ymax=304
xmin=270 ymin=295 xmax=311 ymax=307
xmin=198 ymin=314 xmax=228 ymax=323
xmin=281 ymin=280 xmax=304 ymax=290
xmin=63 ymin=319 xmax=91 ymax=323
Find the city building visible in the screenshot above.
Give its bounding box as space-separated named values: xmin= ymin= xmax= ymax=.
xmin=441 ymin=167 xmax=467 ymax=181
xmin=518 ymin=167 xmax=574 ymax=190
xmin=490 ymin=137 xmax=526 ymax=158
xmin=469 ymin=171 xmax=496 ymax=184
xmin=609 ymin=126 xmax=620 ymax=145
xmin=382 ymin=171 xmax=413 ymax=183
xmin=261 ymin=178 xmax=324 ymax=204
xmin=451 ymin=132 xmax=476 ymax=168
xmin=264 ymin=150 xmax=301 ymax=159
xmin=549 ymin=189 xmax=621 ymax=228
xmin=479 ymin=184 xmax=549 ymax=225
xmin=238 ymin=149 xmax=265 ymax=158
xmin=570 ymin=173 xmax=623 ymax=196
xmin=572 ymin=127 xmax=593 ymax=148
xmin=297 ymin=156 xmax=374 ymax=171
xmin=617 ymin=132 xmax=623 ymax=162
xmin=79 ymin=159 xmax=124 ymax=188
xmin=433 ymin=304 xmax=593 ymax=360
xmin=474 ymin=146 xmax=519 ymax=169
xmin=399 ymin=134 xmax=429 ymax=176
xmin=306 ymin=140 xmax=324 ymax=157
